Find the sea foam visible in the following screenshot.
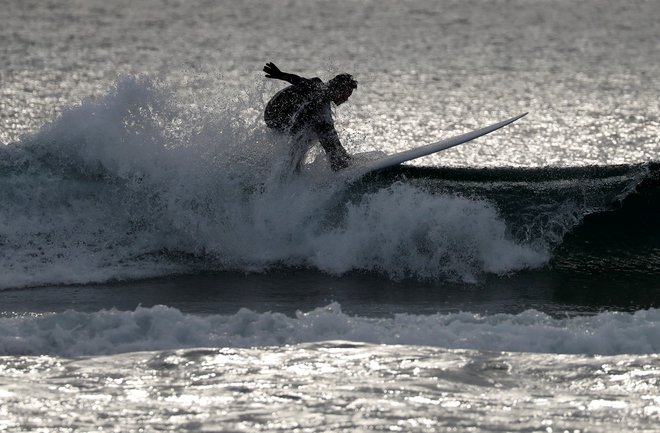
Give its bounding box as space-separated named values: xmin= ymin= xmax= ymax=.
xmin=0 ymin=76 xmax=547 ymax=288
xmin=1 ymin=304 xmax=658 ymax=356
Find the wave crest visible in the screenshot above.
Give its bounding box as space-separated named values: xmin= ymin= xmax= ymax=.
xmin=0 ymin=76 xmax=546 ymax=288
xmin=2 ymin=304 xmax=658 ymax=356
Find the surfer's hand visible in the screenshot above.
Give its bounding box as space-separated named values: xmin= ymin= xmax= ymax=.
xmin=263 ymin=62 xmax=282 ymax=79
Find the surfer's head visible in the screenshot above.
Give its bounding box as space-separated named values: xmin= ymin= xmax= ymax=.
xmin=327 ymin=73 xmax=357 ymax=105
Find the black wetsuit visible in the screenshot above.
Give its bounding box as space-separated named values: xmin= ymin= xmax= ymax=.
xmin=264 ymin=77 xmax=351 ymax=171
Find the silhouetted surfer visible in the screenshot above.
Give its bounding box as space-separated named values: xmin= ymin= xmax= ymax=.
xmin=263 ymin=62 xmax=357 ymax=172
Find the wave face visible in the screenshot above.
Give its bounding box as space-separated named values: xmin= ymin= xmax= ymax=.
xmin=0 ymin=76 xmax=657 ymax=289
xmin=388 ymin=162 xmax=660 ymax=275
xmin=1 ymin=304 xmax=659 ymax=356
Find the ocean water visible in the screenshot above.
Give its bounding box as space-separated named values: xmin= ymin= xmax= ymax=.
xmin=1 ymin=0 xmax=659 ymax=431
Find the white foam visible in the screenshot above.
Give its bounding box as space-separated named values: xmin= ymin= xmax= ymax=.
xmin=308 ymin=183 xmax=548 ymax=280
xmin=0 ymin=76 xmax=548 ymax=289
xmin=1 ymin=304 xmax=658 ymax=356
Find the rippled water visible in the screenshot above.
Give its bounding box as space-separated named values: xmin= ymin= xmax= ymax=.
xmin=2 ymin=0 xmax=659 ymax=431
xmin=2 ymin=0 xmax=658 ymax=165
xmin=2 ymin=343 xmax=659 ymax=432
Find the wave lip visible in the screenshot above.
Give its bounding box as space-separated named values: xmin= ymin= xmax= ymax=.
xmin=1 ymin=304 xmax=659 ymax=357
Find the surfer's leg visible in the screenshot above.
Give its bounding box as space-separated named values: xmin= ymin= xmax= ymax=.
xmin=288 ymin=132 xmax=314 ymax=173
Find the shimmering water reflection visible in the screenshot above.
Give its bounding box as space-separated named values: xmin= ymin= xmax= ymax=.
xmin=2 ymin=0 xmax=659 ymax=167
xmin=1 ymin=343 xmax=658 ymax=432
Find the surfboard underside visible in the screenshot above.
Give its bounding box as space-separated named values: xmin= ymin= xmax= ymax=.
xmin=345 ymin=113 xmax=527 ymax=179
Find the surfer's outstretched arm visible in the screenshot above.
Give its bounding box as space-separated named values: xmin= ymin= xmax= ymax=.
xmin=263 ymin=62 xmax=306 ymax=85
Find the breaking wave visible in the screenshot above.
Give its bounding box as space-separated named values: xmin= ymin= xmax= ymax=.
xmin=1 ymin=303 xmax=659 ymax=356
xmin=0 ymin=76 xmax=550 ymax=289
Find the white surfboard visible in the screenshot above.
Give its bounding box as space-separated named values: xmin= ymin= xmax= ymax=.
xmin=342 ymin=113 xmax=527 ymax=179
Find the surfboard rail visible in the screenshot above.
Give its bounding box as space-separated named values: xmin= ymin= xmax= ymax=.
xmin=342 ymin=113 xmax=528 ymax=180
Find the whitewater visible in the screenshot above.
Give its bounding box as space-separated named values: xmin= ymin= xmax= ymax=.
xmin=2 ymin=0 xmax=659 ymax=431
xmin=1 ymin=76 xmax=553 ymax=289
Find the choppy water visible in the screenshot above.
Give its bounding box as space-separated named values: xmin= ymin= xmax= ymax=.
xmin=1 ymin=0 xmax=659 ymax=431
xmin=2 ymin=343 xmax=659 ymax=432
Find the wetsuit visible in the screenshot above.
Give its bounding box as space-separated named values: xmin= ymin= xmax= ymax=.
xmin=264 ymin=77 xmax=351 ymax=172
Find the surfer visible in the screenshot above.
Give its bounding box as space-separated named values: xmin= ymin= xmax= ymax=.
xmin=263 ymin=62 xmax=357 ymax=172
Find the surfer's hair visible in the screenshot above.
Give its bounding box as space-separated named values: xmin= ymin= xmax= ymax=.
xmin=328 ymin=73 xmax=358 ymax=91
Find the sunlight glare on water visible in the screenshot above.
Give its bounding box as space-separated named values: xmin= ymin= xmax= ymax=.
xmin=0 ymin=344 xmax=658 ymax=432
xmin=1 ymin=0 xmax=660 ymax=431
xmin=2 ymin=0 xmax=658 ymax=167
